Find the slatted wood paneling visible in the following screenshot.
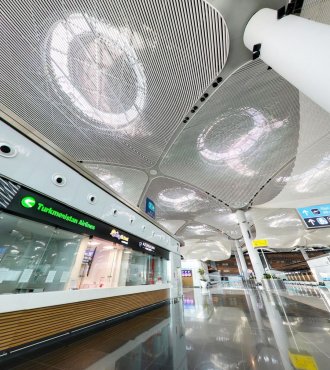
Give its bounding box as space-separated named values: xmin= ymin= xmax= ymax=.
xmin=0 ymin=289 xmax=169 ymax=352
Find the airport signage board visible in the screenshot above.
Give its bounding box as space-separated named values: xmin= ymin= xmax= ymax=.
xmin=288 ymin=351 xmax=318 ymax=370
xmin=252 ymin=239 xmax=268 ymax=248
xmin=145 ymin=197 xmax=156 ymax=219
xmin=0 ymin=177 xmax=169 ymax=259
xmin=297 ymin=204 xmax=330 ymax=229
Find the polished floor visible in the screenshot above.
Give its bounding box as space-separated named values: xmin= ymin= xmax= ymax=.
xmin=1 ymin=286 xmax=330 ymax=370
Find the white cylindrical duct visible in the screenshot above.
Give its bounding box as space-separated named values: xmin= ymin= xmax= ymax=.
xmin=244 ymin=8 xmax=330 ymax=114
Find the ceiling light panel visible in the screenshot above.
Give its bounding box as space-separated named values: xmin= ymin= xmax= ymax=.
xmin=160 ymin=60 xmax=300 ymax=208
xmin=0 ymin=0 xmax=229 ymax=168
xmin=83 ymin=163 xmax=148 ymax=205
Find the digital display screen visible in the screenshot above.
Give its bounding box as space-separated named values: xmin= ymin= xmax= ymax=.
xmin=182 ymin=269 xmax=192 ymax=277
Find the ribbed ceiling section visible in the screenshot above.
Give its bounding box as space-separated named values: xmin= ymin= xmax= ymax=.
xmin=0 ymin=0 xmax=229 ymax=168
xmin=83 ymin=163 xmax=148 ymax=206
xmin=160 ymin=60 xmax=300 ymax=208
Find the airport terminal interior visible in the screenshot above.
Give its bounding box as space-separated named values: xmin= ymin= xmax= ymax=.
xmin=1 ymin=0 xmax=330 ymax=369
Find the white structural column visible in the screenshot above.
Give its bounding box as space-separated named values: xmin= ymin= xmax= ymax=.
xmin=299 ymin=246 xmax=309 ymax=261
xmin=236 ymin=210 xmax=265 ymax=282
xmin=234 ymin=240 xmax=249 ymax=280
xmin=233 ymin=249 xmax=243 ymax=276
xmin=244 ymin=8 xmax=330 ymax=114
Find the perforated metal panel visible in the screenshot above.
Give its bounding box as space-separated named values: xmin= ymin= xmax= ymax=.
xmin=143 ymin=177 xmax=228 ymax=220
xmin=0 ymin=0 xmax=229 ymax=168
xmin=301 ymin=0 xmax=330 ymax=24
xmin=160 ymin=60 xmax=300 ymax=208
xmin=83 ymin=163 xmax=148 ymax=205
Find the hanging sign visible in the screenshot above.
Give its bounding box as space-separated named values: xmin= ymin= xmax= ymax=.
xmin=297 ymin=204 xmax=330 ymax=229
xmin=0 ymin=177 xmax=169 ymax=259
xmin=252 ymin=239 xmax=268 ymax=248
xmin=288 ymin=351 xmax=318 ymax=370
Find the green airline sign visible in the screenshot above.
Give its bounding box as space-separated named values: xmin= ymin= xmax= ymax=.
xmin=21 ymin=196 xmax=36 ymax=208
xmin=20 ymin=196 xmax=96 ymax=231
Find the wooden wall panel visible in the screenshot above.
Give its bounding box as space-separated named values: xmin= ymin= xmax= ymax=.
xmin=0 ymin=289 xmax=169 ymax=352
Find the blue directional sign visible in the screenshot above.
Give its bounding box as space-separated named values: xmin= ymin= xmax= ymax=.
xmin=145 ymin=197 xmax=156 ymax=219
xmin=297 ymin=204 xmax=330 ymax=229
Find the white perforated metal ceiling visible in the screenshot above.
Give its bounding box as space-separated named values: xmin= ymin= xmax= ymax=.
xmin=1 ymin=0 xmax=330 ymax=260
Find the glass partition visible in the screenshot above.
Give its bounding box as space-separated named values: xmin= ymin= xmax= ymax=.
xmin=0 ymin=211 xmax=83 ymax=294
xmin=0 ymin=212 xmax=170 ymax=295
xmin=80 ymin=238 xmax=168 ymax=288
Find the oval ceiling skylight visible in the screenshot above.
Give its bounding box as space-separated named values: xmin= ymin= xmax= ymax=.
xmin=197 ymin=107 xmax=286 ymax=176
xmin=45 ymin=13 xmax=146 ymax=129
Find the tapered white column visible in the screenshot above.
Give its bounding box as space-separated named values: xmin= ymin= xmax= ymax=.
xmin=235 ymin=240 xmax=249 ymax=280
xmin=236 ymin=210 xmax=265 ymax=282
xmin=244 ymin=8 xmax=330 ymax=113
xmin=299 ymin=246 xmax=309 ymax=261
xmin=233 ymin=249 xmax=243 ymax=276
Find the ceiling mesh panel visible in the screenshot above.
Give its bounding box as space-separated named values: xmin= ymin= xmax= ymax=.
xmin=143 ymin=177 xmax=229 ymax=220
xmin=160 ymin=60 xmax=300 ymax=208
xmin=83 ymin=164 xmax=148 ymax=206
xmin=0 ymin=0 xmax=229 ymax=168
xmin=301 ymin=0 xmax=330 ymax=24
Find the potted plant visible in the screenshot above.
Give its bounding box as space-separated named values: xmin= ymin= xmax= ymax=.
xmin=198 ymin=268 xmax=208 ymax=288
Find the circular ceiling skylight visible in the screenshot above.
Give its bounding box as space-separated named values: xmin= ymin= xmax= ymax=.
xmin=46 ymin=13 xmax=146 ymax=129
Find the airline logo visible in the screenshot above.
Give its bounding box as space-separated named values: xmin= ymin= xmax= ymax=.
xmin=21 ymin=196 xmax=36 ymax=208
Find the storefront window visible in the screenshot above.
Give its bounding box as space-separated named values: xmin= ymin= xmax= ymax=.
xmin=118 ymin=249 xmax=167 ymax=287
xmin=0 ymin=211 xmax=169 ymax=294
xmin=0 ymin=212 xmax=82 ymax=294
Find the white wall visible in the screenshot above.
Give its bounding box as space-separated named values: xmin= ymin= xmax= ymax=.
xmin=0 ymin=121 xmax=180 ymax=253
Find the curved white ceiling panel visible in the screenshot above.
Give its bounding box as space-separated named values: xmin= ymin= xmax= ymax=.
xmin=195 ymin=211 xmax=242 ymax=239
xmin=160 ymin=60 xmax=300 ymax=208
xmin=181 ymin=237 xmax=231 ymax=261
xmin=0 ymin=0 xmax=229 ymax=168
xmin=176 ymin=222 xmax=223 ymax=241
xmin=143 ymin=177 xmax=228 ymax=220
xmin=251 ymin=208 xmax=304 ymax=248
xmin=258 ymin=94 xmax=330 ymax=208
xmin=156 ymin=220 xmax=186 ymax=235
xmin=83 ymin=163 xmax=148 ymax=206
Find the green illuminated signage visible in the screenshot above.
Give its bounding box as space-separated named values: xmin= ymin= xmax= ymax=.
xmin=21 ymin=196 xmax=36 ymax=208
xmin=20 ymin=196 xmax=96 ymax=231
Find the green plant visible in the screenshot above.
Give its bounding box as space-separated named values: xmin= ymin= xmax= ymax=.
xmin=198 ymin=268 xmax=207 ymax=281
xmin=263 ymin=273 xmax=272 ymax=279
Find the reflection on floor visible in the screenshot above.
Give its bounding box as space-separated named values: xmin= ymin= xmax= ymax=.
xmin=1 ymin=286 xmax=330 ymax=369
